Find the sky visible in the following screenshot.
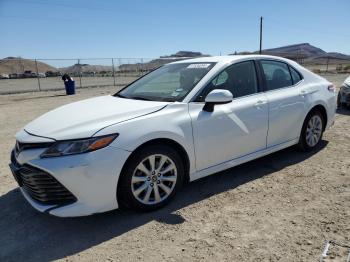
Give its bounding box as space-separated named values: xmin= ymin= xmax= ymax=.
xmin=0 ymin=0 xmax=349 ymax=60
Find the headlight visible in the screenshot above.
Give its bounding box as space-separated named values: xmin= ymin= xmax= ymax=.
xmin=40 ymin=134 xmax=118 ymax=158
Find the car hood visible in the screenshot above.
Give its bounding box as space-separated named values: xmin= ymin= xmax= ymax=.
xmin=22 ymin=95 xmax=169 ymax=140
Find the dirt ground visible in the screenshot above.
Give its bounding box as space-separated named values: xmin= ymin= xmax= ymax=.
xmin=0 ymin=83 xmax=349 ymax=261
xmin=0 ymin=76 xmax=138 ymax=94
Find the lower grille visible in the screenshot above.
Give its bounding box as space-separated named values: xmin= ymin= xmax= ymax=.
xmin=10 ymin=152 xmax=77 ymax=206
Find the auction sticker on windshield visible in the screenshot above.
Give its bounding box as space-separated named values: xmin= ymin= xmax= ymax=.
xmin=187 ymin=63 xmax=211 ymax=69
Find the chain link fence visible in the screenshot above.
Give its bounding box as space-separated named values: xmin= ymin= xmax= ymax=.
xmin=0 ymin=57 xmax=183 ymax=94
xmin=0 ymin=56 xmax=349 ymax=94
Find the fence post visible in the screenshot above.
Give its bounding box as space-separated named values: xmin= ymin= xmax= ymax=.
xmin=78 ymin=59 xmax=82 ymax=88
xmin=140 ymin=58 xmax=143 ymax=76
xmin=34 ymin=59 xmax=41 ymax=91
xmin=119 ymin=58 xmax=122 ymax=79
xmin=112 ymin=58 xmax=116 ymax=86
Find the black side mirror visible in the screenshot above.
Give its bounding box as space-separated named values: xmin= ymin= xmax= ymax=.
xmin=203 ymin=89 xmax=233 ymax=112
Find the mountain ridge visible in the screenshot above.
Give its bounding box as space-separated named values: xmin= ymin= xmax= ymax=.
xmin=258 ymin=43 xmax=350 ymax=63
xmin=1 ymin=44 xmax=349 ymax=75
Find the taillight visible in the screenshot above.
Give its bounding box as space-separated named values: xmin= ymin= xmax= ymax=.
xmin=327 ymin=84 xmax=336 ymax=92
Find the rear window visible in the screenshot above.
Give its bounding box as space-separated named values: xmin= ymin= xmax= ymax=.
xmin=290 ymin=67 xmax=302 ymax=84
xmin=261 ymin=60 xmax=292 ymax=90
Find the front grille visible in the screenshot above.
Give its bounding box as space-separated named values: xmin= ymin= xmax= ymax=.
xmin=10 ymin=152 xmax=77 ymax=206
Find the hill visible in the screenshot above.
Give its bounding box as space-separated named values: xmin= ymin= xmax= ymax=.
xmin=160 ymin=51 xmax=206 ymax=58
xmin=263 ymin=43 xmax=326 ymax=57
xmin=247 ymin=43 xmax=350 ymax=64
xmin=0 ymin=57 xmax=57 ymax=74
xmin=60 ymin=63 xmax=113 ymax=73
xmin=119 ymin=51 xmax=208 ymax=71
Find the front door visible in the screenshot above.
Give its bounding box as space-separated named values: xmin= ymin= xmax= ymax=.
xmin=189 ymin=60 xmax=269 ymax=171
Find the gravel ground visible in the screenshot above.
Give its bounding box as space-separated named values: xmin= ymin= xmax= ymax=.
xmin=0 ymin=76 xmax=138 ymax=94
xmin=0 ymin=84 xmax=349 ymax=261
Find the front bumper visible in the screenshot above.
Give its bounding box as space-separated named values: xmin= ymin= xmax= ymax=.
xmin=10 ymin=145 xmax=131 ymax=217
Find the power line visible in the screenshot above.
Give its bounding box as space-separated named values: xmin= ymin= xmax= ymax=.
xmin=0 ymin=15 xmax=75 ymax=22
xmin=10 ymin=0 xmax=118 ymax=13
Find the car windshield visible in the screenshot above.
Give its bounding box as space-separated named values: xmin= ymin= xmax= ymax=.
xmin=115 ymin=62 xmax=216 ymax=102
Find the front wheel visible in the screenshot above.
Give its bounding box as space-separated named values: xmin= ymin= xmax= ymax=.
xmin=298 ymin=110 xmax=324 ymax=151
xmin=118 ymin=145 xmax=184 ymax=211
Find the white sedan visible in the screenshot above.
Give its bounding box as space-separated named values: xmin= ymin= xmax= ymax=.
xmin=10 ymin=55 xmax=336 ymax=217
xmin=337 ymin=75 xmax=350 ymax=108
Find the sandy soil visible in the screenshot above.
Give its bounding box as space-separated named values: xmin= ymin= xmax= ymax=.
xmin=0 ymin=86 xmax=349 ymax=262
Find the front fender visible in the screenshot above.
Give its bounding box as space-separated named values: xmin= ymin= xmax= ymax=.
xmin=95 ymin=103 xmax=197 ymax=174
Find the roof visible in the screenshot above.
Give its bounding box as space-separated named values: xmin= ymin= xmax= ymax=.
xmin=171 ymin=55 xmax=293 ymax=64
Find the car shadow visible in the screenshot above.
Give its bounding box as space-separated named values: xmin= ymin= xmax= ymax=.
xmin=336 ymin=107 xmax=350 ymax=116
xmin=0 ymin=141 xmax=328 ymax=261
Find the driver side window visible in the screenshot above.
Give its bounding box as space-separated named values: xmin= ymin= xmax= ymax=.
xmin=197 ymin=61 xmax=258 ymax=102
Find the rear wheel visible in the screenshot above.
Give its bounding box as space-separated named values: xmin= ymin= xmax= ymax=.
xmin=118 ymin=145 xmax=184 ymax=211
xmin=298 ymin=110 xmax=324 ymax=151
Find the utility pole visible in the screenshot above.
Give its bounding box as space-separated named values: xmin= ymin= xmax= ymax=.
xmin=34 ymin=59 xmax=41 ymax=91
xmin=78 ymin=59 xmax=82 ymax=88
xmin=259 ymin=16 xmax=263 ymax=54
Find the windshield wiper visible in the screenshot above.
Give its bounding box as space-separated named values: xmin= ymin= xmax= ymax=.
xmin=115 ymin=93 xmax=167 ymax=101
xmin=129 ymin=96 xmax=152 ymax=101
xmin=115 ymin=93 xmax=126 ymax=98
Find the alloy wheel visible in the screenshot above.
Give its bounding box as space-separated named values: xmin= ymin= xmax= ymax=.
xmin=131 ymin=154 xmax=177 ymax=205
xmin=305 ymin=115 xmax=322 ymax=147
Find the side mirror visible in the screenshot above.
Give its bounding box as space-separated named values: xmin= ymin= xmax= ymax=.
xmin=203 ymin=89 xmax=233 ymax=112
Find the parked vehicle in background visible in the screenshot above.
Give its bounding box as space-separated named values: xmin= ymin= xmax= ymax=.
xmin=23 ymin=71 xmax=37 ymax=78
xmin=0 ymin=74 xmax=9 ymax=79
xmin=9 ymin=73 xmax=21 ymax=79
xmin=45 ymin=71 xmax=62 ymax=77
xmin=337 ymin=75 xmax=350 ymax=108
xmin=38 ymin=73 xmax=46 ymax=78
xmin=82 ymin=71 xmax=96 ymax=77
xmin=9 ymin=55 xmax=336 ymax=217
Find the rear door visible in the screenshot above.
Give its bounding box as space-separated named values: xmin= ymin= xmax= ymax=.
xmin=258 ymin=59 xmax=306 ymax=147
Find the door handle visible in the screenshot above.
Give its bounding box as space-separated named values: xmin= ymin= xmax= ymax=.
xmin=254 ymin=100 xmax=267 ymax=108
xmin=300 ymin=90 xmax=309 ymax=97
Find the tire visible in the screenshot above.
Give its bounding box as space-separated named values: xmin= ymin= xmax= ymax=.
xmin=118 ymin=145 xmax=184 ymax=211
xmin=298 ymin=110 xmax=324 ymax=152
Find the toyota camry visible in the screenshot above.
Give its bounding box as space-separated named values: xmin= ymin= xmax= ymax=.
xmin=9 ymin=55 xmax=336 ymax=217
